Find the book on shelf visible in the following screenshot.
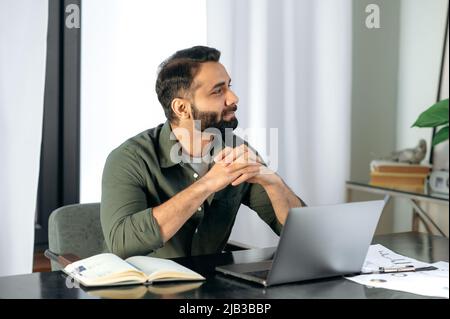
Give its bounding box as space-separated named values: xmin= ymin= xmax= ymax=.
xmin=369 ymin=170 xmax=428 ymax=192
xmin=370 ymin=160 xmax=431 ymax=175
xmin=63 ymin=253 xmax=205 ymax=288
xmin=368 ymin=182 xmax=426 ymax=192
xmin=369 ymin=172 xmax=428 ymax=185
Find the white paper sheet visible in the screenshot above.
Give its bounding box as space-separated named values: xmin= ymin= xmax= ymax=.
xmin=345 ymin=244 xmax=449 ymax=298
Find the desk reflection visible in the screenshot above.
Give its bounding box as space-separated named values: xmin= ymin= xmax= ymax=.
xmin=86 ymin=282 xmax=204 ymax=299
xmin=213 ymin=274 xmax=368 ymax=299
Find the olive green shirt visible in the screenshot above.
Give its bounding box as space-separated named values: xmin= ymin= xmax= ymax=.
xmin=100 ymin=121 xmax=282 ymax=259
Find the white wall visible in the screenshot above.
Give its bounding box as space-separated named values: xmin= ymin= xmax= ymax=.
xmin=394 ymin=0 xmax=448 ymax=234
xmin=80 ymin=0 xmax=207 ymax=203
xmin=433 ymin=24 xmax=449 ymax=172
xmin=396 ymin=0 xmax=448 ymax=160
xmin=0 ymin=0 xmax=48 ymax=276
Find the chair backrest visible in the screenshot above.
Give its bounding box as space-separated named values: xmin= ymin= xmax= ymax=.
xmin=48 ymin=203 xmax=108 ymax=270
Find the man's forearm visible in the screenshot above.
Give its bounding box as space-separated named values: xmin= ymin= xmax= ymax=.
xmin=153 ymin=179 xmax=212 ymax=243
xmin=262 ymin=176 xmax=304 ymax=225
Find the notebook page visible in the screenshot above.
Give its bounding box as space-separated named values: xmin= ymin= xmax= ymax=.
xmin=126 ymin=256 xmax=201 ymax=277
xmin=65 ymin=253 xmax=142 ymax=282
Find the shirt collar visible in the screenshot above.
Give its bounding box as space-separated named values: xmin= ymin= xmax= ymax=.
xmin=158 ymin=121 xmax=181 ymax=168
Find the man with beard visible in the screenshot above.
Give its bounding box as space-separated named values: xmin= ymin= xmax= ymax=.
xmin=100 ymin=46 xmax=306 ymax=259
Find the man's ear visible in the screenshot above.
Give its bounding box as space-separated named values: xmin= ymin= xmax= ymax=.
xmin=171 ymin=98 xmax=191 ymax=121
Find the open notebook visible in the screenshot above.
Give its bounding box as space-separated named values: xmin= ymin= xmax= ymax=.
xmin=63 ymin=253 xmax=205 ymax=287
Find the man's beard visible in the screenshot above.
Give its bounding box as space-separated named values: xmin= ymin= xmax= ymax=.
xmin=191 ymin=104 xmax=239 ymax=137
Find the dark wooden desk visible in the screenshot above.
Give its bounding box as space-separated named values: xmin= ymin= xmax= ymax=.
xmin=0 ymin=232 xmax=447 ymax=299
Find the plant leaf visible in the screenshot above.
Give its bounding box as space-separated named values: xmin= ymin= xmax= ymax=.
xmin=412 ymin=99 xmax=449 ymax=128
xmin=432 ymin=125 xmax=449 ymax=146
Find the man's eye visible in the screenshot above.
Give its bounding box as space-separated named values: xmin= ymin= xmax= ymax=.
xmin=213 ymin=88 xmax=223 ymax=95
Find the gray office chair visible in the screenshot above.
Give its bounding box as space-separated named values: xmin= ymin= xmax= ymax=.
xmin=48 ymin=203 xmax=108 ymax=270
xmin=48 ymin=202 xmax=249 ymax=271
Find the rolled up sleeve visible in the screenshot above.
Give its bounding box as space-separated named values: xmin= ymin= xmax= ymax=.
xmin=242 ymin=183 xmax=283 ymax=235
xmin=100 ymin=147 xmax=163 ymax=259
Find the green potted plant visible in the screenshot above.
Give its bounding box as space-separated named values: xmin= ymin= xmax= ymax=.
xmin=412 ymin=98 xmax=449 ymax=146
xmin=413 ymin=99 xmax=449 ymax=195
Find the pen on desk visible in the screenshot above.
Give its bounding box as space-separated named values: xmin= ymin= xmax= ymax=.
xmin=377 ymin=265 xmax=415 ymax=273
xmin=44 ymin=249 xmax=79 ymax=268
xmin=359 ymin=265 xmax=438 ymax=275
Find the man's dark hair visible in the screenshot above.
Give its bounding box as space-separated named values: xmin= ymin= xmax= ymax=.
xmin=155 ymin=46 xmax=221 ymax=123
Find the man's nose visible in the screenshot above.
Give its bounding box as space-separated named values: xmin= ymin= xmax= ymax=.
xmin=226 ymin=88 xmax=239 ymax=106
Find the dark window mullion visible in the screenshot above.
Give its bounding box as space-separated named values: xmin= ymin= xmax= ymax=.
xmin=35 ymin=0 xmax=81 ymax=247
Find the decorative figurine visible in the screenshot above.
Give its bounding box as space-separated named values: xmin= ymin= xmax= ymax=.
xmin=383 ymin=139 xmax=427 ymax=164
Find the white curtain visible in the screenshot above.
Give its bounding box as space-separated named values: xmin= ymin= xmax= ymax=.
xmin=207 ymin=0 xmax=352 ymax=247
xmin=0 ymin=0 xmax=48 ymax=276
xmin=80 ymin=0 xmax=207 ymax=203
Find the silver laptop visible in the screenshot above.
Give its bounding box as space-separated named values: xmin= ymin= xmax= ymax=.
xmin=216 ymin=200 xmax=385 ymax=287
